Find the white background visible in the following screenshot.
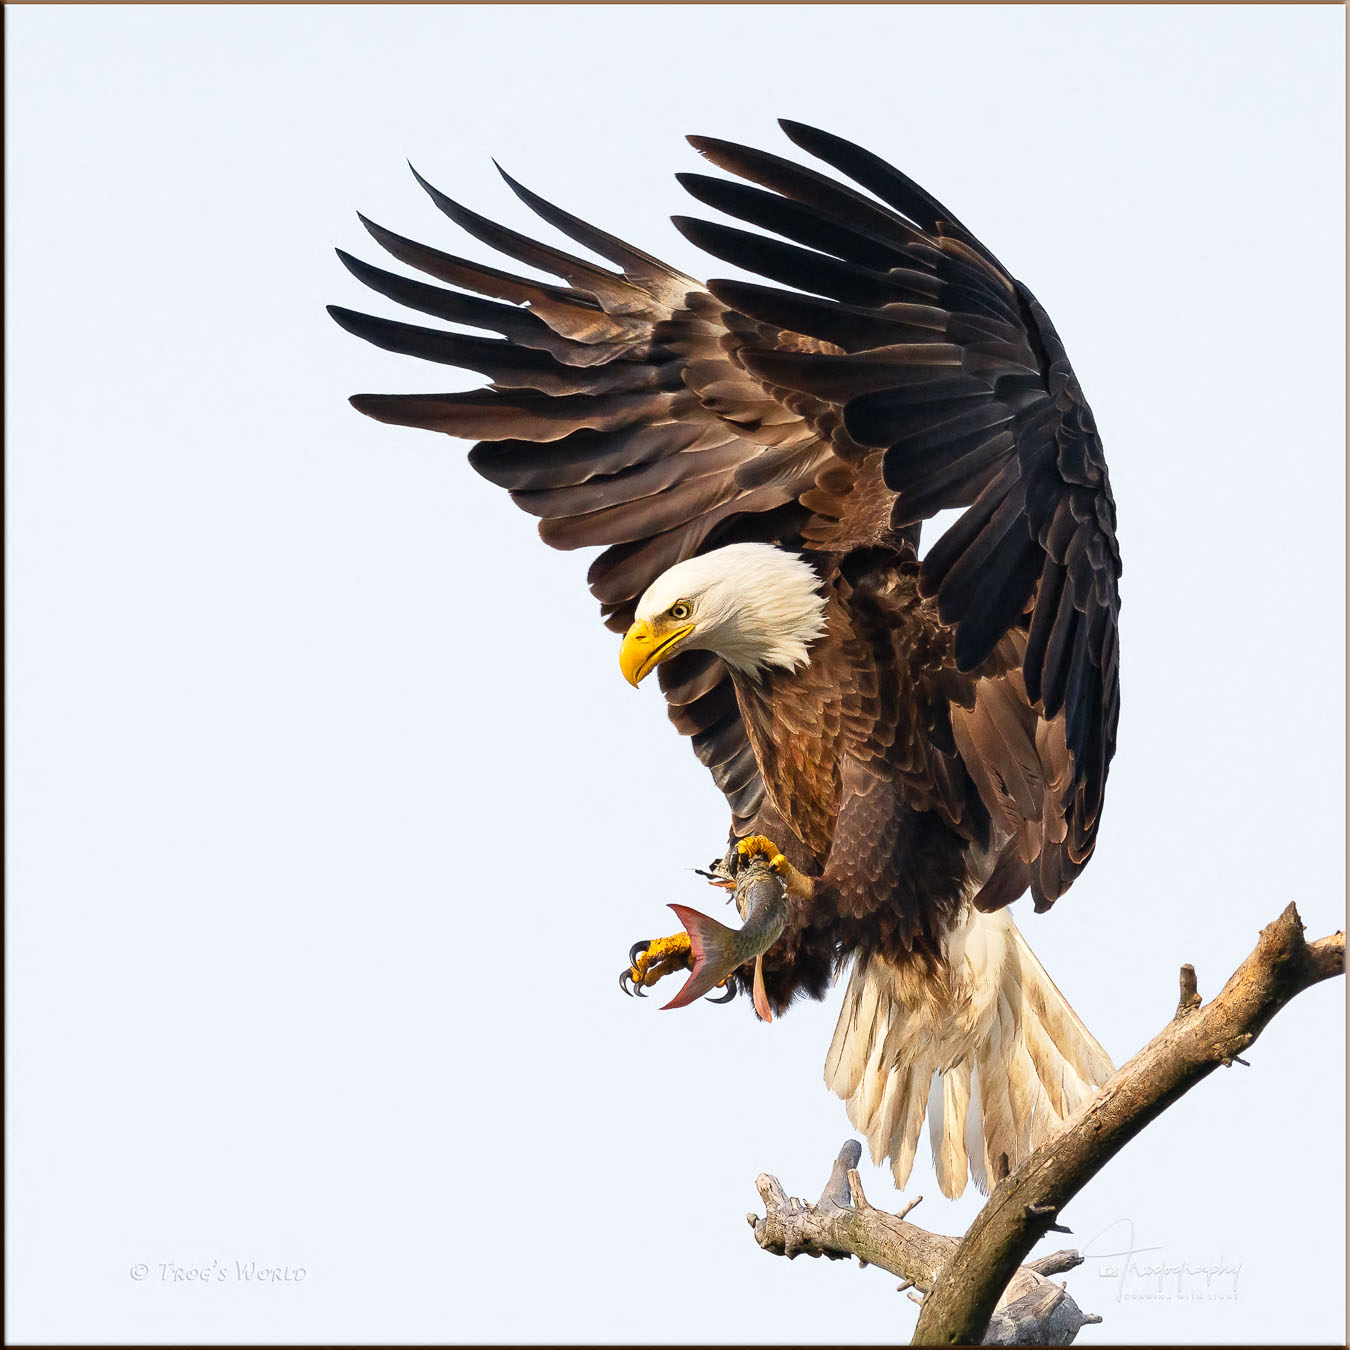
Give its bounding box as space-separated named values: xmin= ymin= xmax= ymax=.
xmin=7 ymin=4 xmax=1345 ymax=1344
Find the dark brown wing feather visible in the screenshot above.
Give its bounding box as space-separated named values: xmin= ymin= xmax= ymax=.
xmin=331 ymin=163 xmax=858 ymax=831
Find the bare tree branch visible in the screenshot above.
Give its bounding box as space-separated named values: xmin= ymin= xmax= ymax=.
xmin=1024 ymin=1249 xmax=1084 ymax=1278
xmin=912 ymin=903 xmax=1344 ymax=1345
xmin=744 ymin=904 xmax=1343 ymax=1344
xmin=749 ymin=1142 xmax=1102 ymax=1344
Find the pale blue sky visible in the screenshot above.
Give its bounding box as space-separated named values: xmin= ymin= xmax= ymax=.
xmin=7 ymin=4 xmax=1345 ymax=1343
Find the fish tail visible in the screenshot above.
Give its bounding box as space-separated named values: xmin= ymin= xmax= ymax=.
xmin=662 ymin=903 xmax=746 ymax=1011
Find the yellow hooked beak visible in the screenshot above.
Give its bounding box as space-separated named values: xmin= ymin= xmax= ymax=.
xmin=619 ymin=618 xmax=696 ymax=687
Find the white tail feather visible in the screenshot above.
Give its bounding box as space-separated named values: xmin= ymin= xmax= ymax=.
xmin=823 ymin=908 xmax=1113 ymax=1199
xmin=928 ymin=1063 xmax=969 ymax=1197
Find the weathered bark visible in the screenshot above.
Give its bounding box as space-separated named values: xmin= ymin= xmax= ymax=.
xmin=749 ymin=1141 xmax=1102 ymax=1345
xmin=746 ymin=903 xmax=1343 ymax=1345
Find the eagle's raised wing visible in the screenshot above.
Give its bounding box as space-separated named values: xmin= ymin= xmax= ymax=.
xmin=330 ymin=161 xmax=861 ymax=832
xmin=331 ymin=122 xmax=1121 ymax=902
xmin=670 ymin=123 xmax=1121 ymax=907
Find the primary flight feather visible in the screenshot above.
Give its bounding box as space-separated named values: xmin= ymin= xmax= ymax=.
xmin=330 ymin=121 xmax=1121 ymax=1198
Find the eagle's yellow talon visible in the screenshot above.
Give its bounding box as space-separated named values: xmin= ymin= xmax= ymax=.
xmin=643 ymin=932 xmax=692 ymax=967
xmin=737 ymin=834 xmax=781 ymax=861
xmin=706 ymin=975 xmax=737 ymax=1005
xmin=735 ymin=833 xmax=814 ymax=901
xmin=621 ymin=931 xmax=693 ymax=996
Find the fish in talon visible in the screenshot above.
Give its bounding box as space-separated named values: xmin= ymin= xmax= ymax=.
xmin=663 ymin=866 xmax=788 ymax=1020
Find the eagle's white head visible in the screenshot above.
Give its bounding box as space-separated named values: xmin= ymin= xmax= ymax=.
xmin=619 ymin=543 xmax=828 ymax=686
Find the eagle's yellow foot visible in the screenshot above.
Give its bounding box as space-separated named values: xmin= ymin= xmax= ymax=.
xmin=620 ymin=933 xmax=690 ymax=998
xmin=735 ymin=835 xmax=815 ymax=900
xmin=619 ymin=933 xmax=735 ymax=1002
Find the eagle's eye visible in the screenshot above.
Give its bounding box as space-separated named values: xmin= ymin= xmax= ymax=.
xmin=670 ymin=602 xmax=691 ymax=621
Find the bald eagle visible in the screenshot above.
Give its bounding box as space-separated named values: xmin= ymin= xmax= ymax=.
xmin=330 ymin=122 xmax=1120 ymax=1200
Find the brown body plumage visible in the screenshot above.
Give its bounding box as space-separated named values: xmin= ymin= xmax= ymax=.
xmin=730 ymin=558 xmax=979 ymax=1007
xmin=331 ymin=122 xmax=1121 ymax=1196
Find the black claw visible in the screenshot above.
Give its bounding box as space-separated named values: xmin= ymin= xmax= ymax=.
xmin=705 ymin=981 xmax=737 ymax=1004
xmin=619 ymin=966 xmax=648 ymax=998
xmin=629 ymin=939 xmax=651 ymax=967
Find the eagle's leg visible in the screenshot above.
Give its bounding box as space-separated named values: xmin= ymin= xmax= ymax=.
xmin=734 ymin=835 xmax=815 ymax=901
